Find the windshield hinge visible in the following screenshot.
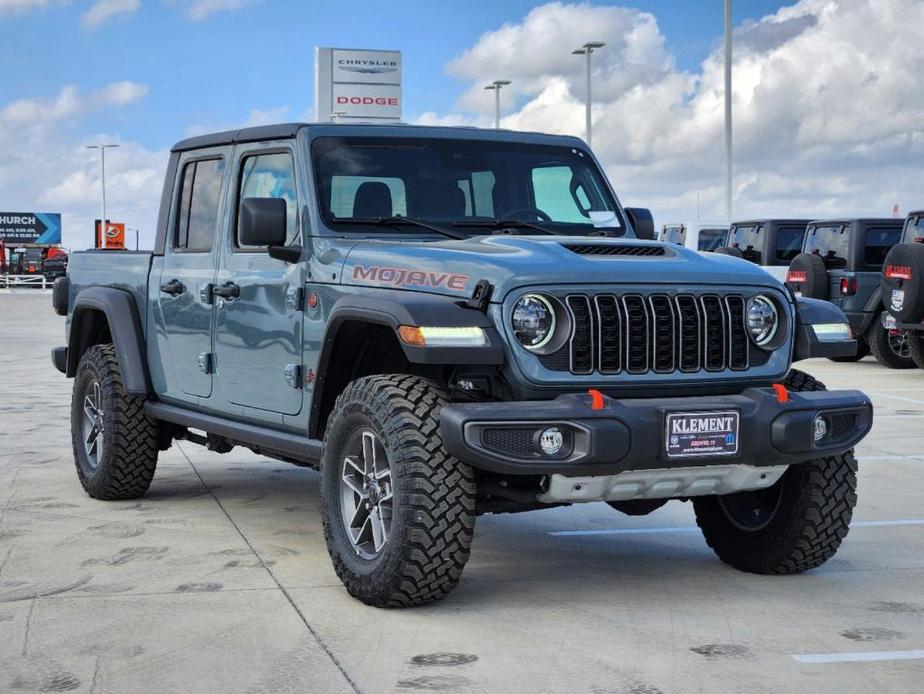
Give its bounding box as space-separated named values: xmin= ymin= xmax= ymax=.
xmin=466 ymin=279 xmax=493 ymax=313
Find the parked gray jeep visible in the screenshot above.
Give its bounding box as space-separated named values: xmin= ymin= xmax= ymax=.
xmin=52 ymin=124 xmax=872 ymax=607
xmin=881 ymin=209 xmax=924 ymax=369
xmin=786 ymin=218 xmax=910 ymax=367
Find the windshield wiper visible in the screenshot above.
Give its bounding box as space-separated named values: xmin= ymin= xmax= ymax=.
xmin=332 ymin=216 xmax=466 ymax=240
xmin=452 ymin=218 xmax=557 ymax=235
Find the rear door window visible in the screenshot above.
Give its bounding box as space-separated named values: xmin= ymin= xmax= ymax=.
xmin=775 ymin=225 xmax=807 ymax=264
xmin=863 ymin=227 xmax=902 ymax=268
xmin=804 ymin=225 xmax=848 ymax=269
xmin=175 ymin=158 xmax=225 ymax=252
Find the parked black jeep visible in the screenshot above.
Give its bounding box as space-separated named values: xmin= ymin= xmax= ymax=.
xmin=787 ymin=218 xmax=910 ymax=367
xmin=717 ymin=219 xmax=811 ymax=283
xmin=881 ymin=209 xmax=924 ymax=369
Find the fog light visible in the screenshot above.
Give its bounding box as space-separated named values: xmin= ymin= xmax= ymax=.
xmin=539 ymin=427 xmax=564 ymax=455
xmin=813 ymin=416 xmax=828 ymax=443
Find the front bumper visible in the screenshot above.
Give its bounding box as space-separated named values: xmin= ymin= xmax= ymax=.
xmin=440 ymin=387 xmax=872 ymax=477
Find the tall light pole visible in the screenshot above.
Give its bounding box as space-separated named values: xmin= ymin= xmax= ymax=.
xmin=724 ymin=0 xmax=733 ymax=222
xmin=86 ymin=143 xmax=119 ymax=249
xmin=484 ymin=80 xmax=511 ymax=129
xmin=572 ymin=42 xmax=605 ymax=148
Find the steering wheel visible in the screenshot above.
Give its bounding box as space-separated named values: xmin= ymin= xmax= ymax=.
xmin=498 ymin=207 xmax=553 ymax=223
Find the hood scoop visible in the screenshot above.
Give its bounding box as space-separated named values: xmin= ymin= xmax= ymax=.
xmin=561 ymin=243 xmax=670 ymax=258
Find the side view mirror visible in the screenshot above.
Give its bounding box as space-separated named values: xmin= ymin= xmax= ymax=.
xmin=625 ymin=207 xmax=655 ymax=240
xmin=240 ymin=197 xmax=287 ymax=247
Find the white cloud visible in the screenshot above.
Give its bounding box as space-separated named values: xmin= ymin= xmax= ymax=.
xmin=177 ymin=0 xmax=249 ymax=21
xmin=431 ymin=0 xmax=924 ymax=225
xmin=0 ymin=82 xmax=166 ymax=251
xmin=0 ymin=0 xmax=65 ymax=18
xmin=81 ymin=0 xmax=140 ymax=30
xmin=184 ymin=105 xmax=289 ymax=137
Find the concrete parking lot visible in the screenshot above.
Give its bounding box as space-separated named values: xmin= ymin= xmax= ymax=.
xmin=1 ymin=290 xmax=923 ymax=693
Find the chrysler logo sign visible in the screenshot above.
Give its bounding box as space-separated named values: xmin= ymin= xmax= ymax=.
xmin=337 ymin=59 xmax=398 ymax=75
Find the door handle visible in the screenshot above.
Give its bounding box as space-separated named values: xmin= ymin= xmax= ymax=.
xmin=211 ymin=282 xmax=240 ymax=299
xmin=160 ymin=279 xmax=185 ymax=296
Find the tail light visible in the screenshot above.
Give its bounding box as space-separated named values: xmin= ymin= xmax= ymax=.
xmin=885 ymin=265 xmax=913 ymax=280
xmin=840 ymin=277 xmax=858 ymax=296
xmin=787 ymin=270 xmax=807 ymax=283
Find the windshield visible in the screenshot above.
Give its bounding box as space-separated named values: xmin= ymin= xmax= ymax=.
xmin=728 ymin=224 xmax=763 ymax=263
xmin=805 ymin=224 xmax=848 ymax=269
xmin=311 ymin=136 xmax=624 ymax=236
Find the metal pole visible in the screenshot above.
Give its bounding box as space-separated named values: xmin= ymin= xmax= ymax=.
xmin=724 ymin=0 xmax=733 ymax=223
xmin=100 ymin=147 xmax=107 ymax=249
xmin=495 ymin=86 xmax=500 ymax=129
xmin=135 ymin=228 xmax=139 ymax=251
xmin=585 ymin=48 xmax=592 ymax=147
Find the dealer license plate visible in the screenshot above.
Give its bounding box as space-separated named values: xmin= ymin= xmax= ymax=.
xmin=665 ymin=410 xmax=740 ymax=458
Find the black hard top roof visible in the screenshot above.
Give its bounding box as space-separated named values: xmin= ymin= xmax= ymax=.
xmin=172 ymin=123 xmax=304 ymax=152
xmin=808 ymin=218 xmax=904 ymax=226
xmin=171 ymin=122 xmax=587 ymax=153
xmin=731 ymin=219 xmax=813 ymax=225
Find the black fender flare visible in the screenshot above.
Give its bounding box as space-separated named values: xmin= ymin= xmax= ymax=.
xmin=856 ymin=285 xmax=884 ymax=336
xmin=67 ymin=287 xmax=152 ymax=395
xmin=309 ymin=291 xmax=505 ymax=437
xmin=792 ymin=297 xmax=858 ymax=361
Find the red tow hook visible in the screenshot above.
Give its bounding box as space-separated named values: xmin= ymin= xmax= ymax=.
xmin=772 ymin=383 xmax=790 ymax=403
xmin=588 ymin=389 xmax=605 ymax=410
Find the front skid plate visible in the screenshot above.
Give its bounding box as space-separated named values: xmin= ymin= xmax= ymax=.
xmin=537 ymin=463 xmax=789 ymax=503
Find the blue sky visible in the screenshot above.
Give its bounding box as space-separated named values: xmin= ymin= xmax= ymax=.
xmin=3 ymin=0 xmax=922 ymax=249
xmin=0 ymin=0 xmax=788 ymax=151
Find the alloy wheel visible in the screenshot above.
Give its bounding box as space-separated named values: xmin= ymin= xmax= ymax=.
xmin=82 ymin=379 xmax=105 ymax=469
xmin=339 ymin=429 xmax=393 ymax=559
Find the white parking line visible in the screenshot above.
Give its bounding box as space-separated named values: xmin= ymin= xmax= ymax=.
xmin=870 ymin=392 xmax=924 ymax=406
xmin=549 ymin=519 xmax=924 ymax=537
xmin=859 ymin=455 xmax=924 ymax=462
xmin=792 ymin=650 xmax=924 ymax=664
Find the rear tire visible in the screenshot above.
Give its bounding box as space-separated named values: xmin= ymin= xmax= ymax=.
xmin=868 ymin=321 xmax=915 ymax=369
xmin=71 ymin=344 xmax=158 ymax=499
xmin=693 ymin=368 xmax=857 ymax=574
xmin=320 ymin=375 xmax=476 ymax=607
xmin=909 ymin=332 xmax=924 ymax=370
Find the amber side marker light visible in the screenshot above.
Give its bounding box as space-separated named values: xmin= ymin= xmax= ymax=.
xmin=397 ymin=326 xmax=487 ymax=348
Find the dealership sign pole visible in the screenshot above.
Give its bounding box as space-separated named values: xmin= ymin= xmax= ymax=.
xmin=86 ymin=143 xmax=119 ymax=249
xmin=315 ymin=47 xmax=402 ymax=122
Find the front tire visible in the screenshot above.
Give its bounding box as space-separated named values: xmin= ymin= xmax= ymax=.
xmin=320 ymin=375 xmax=476 ymax=607
xmin=693 ymin=453 xmax=857 ymax=574
xmin=692 ymin=368 xmax=857 ymax=574
xmin=71 ymin=344 xmax=158 ymax=499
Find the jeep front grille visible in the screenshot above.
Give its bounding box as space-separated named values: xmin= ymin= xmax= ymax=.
xmin=541 ymin=292 xmax=759 ymax=376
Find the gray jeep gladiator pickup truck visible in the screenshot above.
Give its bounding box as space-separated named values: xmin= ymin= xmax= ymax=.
xmin=786 ymin=218 xmax=909 ymax=367
xmin=881 ymin=209 xmax=924 ymax=369
xmin=52 ymin=123 xmax=873 ymax=607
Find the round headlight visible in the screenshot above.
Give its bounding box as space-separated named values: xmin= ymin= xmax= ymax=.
xmin=746 ymin=295 xmax=779 ymax=346
xmin=512 ymin=294 xmax=556 ymax=350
